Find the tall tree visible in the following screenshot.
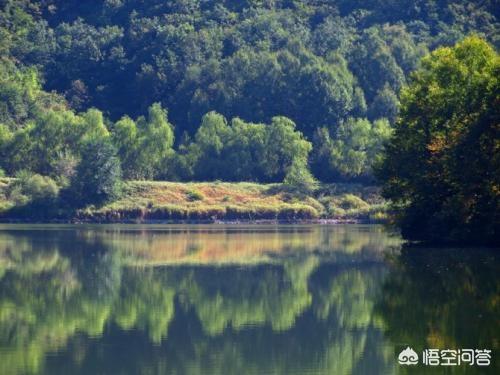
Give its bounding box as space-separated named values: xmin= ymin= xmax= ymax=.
xmin=70 ymin=138 xmax=122 ymax=205
xmin=376 ymin=36 xmax=499 ymax=245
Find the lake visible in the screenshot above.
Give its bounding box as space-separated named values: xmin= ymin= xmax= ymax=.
xmin=0 ymin=224 xmax=497 ymax=374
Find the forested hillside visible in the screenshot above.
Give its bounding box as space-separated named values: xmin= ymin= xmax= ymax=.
xmin=1 ymin=0 xmax=498 ymax=184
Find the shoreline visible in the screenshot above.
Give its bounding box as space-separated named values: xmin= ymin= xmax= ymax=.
xmin=0 ymin=217 xmax=381 ymax=225
xmin=1 ymin=181 xmax=390 ymax=225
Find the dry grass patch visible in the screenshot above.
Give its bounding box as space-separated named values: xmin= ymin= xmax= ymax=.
xmin=0 ymin=178 xmax=389 ymax=222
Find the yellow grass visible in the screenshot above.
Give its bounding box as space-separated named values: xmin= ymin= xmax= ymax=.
xmin=0 ymin=179 xmax=389 ymax=222
xmin=82 ymin=181 xmax=323 ymax=222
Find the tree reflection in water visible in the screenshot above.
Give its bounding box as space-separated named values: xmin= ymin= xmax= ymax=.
xmin=375 ymin=245 xmax=500 ymax=374
xmin=3 ymin=226 xmax=496 ymax=374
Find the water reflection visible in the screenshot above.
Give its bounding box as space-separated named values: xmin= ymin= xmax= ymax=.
xmin=375 ymin=246 xmax=500 ymax=374
xmin=0 ymin=225 xmax=497 ymax=374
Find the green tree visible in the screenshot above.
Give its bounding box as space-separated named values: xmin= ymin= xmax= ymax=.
xmin=331 ymin=118 xmax=373 ymax=179
xmin=135 ymin=103 xmax=175 ymax=179
xmin=313 ymin=118 xmax=392 ymax=181
xmin=349 ymin=28 xmax=405 ymax=103
xmin=192 ymin=111 xmax=231 ymax=180
xmin=111 ymin=103 xmax=174 ymax=179
xmin=181 ymin=113 xmax=313 ymax=182
xmin=262 ymin=116 xmax=312 ymax=182
xmin=310 ymin=127 xmax=335 ymax=182
xmin=376 ymin=36 xmax=499 ymax=245
xmin=223 ymin=117 xmax=266 ymax=181
xmin=1 ymin=107 xmax=109 ymax=176
xmin=112 ymin=115 xmax=140 ymax=178
xmin=69 ymin=138 xmax=122 ymax=206
xmin=368 ymin=84 xmax=399 ymax=124
xmin=0 ymin=58 xmax=62 ymax=130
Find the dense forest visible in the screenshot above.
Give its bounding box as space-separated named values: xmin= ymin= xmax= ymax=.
xmin=1 ymin=0 xmax=498 ymax=183
xmin=0 ymin=1 xmax=499 ymax=243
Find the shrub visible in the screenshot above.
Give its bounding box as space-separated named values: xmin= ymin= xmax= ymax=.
xmin=8 ymin=185 xmax=30 ymax=206
xmin=283 ymin=159 xmax=317 ymax=194
xmin=9 ymin=171 xmax=59 ymax=204
xmin=186 ymin=189 xmax=204 ymax=201
xmin=338 ymin=194 xmax=370 ymax=210
xmin=327 ymin=206 xmax=347 ymax=218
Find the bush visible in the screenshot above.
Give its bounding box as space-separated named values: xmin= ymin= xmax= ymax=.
xmin=186 ymin=189 xmax=204 ymax=201
xmin=338 ymin=194 xmax=370 ymax=210
xmin=9 ymin=171 xmax=59 ymax=205
xmin=327 ymin=206 xmax=347 ymax=218
xmin=70 ymin=138 xmax=122 ymax=206
xmin=0 ymin=168 xmax=4 ymax=178
xmin=8 ymin=185 xmax=30 ymax=206
xmin=283 ymin=159 xmax=317 ymax=194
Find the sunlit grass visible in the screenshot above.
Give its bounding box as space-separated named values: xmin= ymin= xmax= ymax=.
xmin=0 ymin=179 xmax=390 ymax=222
xmin=82 ymin=181 xmax=388 ymax=222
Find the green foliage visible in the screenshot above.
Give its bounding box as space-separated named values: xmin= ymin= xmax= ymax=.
xmin=223 ymin=117 xmax=267 ymax=180
xmin=262 ymin=116 xmax=313 ymax=181
xmin=182 ymin=113 xmax=313 ymax=182
xmin=8 ymin=170 xmax=59 ymax=205
xmin=376 ymin=36 xmax=499 ymax=245
xmin=112 ymin=115 xmax=140 ymax=177
xmin=2 ymin=0 xmax=497 ymax=139
xmin=186 ymin=189 xmax=204 ymax=201
xmin=0 ymin=1 xmax=498 ymax=187
xmin=0 ymin=58 xmax=64 ymax=130
xmin=70 ymin=138 xmax=122 ymax=206
xmin=338 ymin=194 xmax=370 ymax=211
xmin=182 ymin=46 xmax=357 ymax=135
xmin=137 ymin=103 xmax=175 ymax=178
xmin=283 ymin=159 xmax=317 ymax=194
xmin=191 ymin=111 xmax=232 ymax=180
xmin=1 ymin=107 xmax=110 ymax=175
xmin=368 ymin=84 xmax=400 ymax=124
xmin=0 ymin=59 xmax=40 ymax=127
xmin=331 ymin=118 xmax=373 ymax=178
xmin=52 ymin=150 xmax=78 ymax=186
xmin=113 ymin=103 xmax=174 ymax=179
xmin=312 ymin=118 xmax=392 ymax=181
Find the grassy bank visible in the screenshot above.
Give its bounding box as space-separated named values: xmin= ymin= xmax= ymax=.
xmin=0 ymin=179 xmax=389 ymax=223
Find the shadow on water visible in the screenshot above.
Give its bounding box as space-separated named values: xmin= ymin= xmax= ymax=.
xmin=0 ymin=225 xmax=497 ymax=374
xmin=375 ymin=245 xmax=500 ymax=374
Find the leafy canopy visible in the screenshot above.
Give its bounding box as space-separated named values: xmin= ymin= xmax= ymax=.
xmin=376 ymin=36 xmax=499 ymax=245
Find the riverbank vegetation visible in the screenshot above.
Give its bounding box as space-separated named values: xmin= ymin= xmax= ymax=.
xmin=0 ymin=179 xmax=388 ymax=222
xmin=0 ymin=1 xmax=498 ymax=241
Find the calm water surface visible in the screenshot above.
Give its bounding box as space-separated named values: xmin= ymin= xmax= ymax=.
xmin=0 ymin=224 xmax=497 ymax=374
